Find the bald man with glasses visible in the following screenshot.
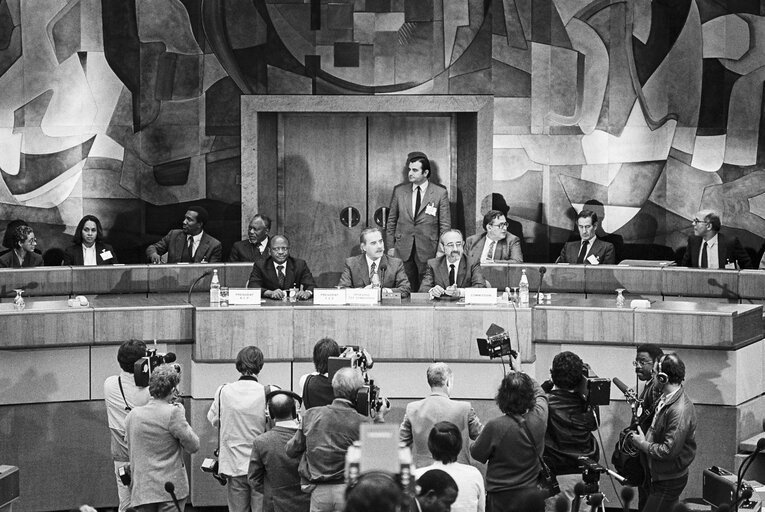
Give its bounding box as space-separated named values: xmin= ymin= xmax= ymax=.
xmin=681 ymin=210 xmax=751 ymax=269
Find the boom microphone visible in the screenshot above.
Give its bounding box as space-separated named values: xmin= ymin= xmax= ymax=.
xmin=164 ymin=481 xmax=181 ymax=512
xmin=613 ymin=377 xmax=640 ymax=405
xmin=188 ymin=270 xmax=212 ymax=303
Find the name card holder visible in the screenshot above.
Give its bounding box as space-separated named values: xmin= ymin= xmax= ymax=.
xmin=346 ymin=288 xmax=379 ymax=305
xmin=381 ymin=291 xmax=401 ymax=304
xmin=228 ymin=288 xmax=261 ymax=305
xmin=464 ymin=288 xmax=498 ymax=305
xmin=313 ymin=289 xmax=347 ymax=305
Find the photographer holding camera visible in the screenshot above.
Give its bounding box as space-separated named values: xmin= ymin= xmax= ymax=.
xmin=125 ymin=364 xmax=200 ymax=511
xmin=542 ymin=351 xmax=599 ymax=512
xmin=286 ymin=367 xmax=389 ymax=512
xmin=103 ymin=339 xmax=151 ymax=512
xmin=299 ymin=338 xmax=341 ymax=410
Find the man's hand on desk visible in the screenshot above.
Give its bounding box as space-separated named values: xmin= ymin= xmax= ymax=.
xmin=296 ymin=290 xmax=312 ymax=300
xmin=265 ymin=289 xmax=285 ymax=300
xmin=150 ymin=254 xmax=161 ymax=264
xmin=429 ymin=284 xmax=460 ymax=299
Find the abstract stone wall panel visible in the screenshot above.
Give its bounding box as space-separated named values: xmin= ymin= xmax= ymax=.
xmin=713 ymin=14 xmax=765 ymax=76
xmin=701 ymin=14 xmax=749 ymax=60
xmin=724 ymin=67 xmax=765 ymax=166
xmin=690 ymin=134 xmax=726 ymax=172
xmin=136 ymin=0 xmax=202 ymax=55
xmin=49 ymin=0 xmax=80 ymax=64
xmin=700 ymin=170 xmax=765 ymax=237
xmin=561 ymin=18 xmax=607 ymax=135
xmin=648 ymin=156 xmax=722 ymax=221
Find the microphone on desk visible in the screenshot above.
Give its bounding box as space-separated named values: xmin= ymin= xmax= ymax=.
xmin=536 ymin=266 xmax=547 ymax=304
xmin=188 ymin=270 xmax=212 ymax=303
xmin=379 ymin=261 xmax=387 ymax=283
xmin=165 ymin=482 xmax=182 ymax=512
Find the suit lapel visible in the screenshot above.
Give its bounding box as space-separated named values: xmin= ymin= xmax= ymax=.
xmin=360 ymin=256 xmax=370 ymax=286
xmin=496 ymin=237 xmax=508 ymax=260
xmin=264 ymin=258 xmax=279 ymax=287
xmin=437 ymin=257 xmax=451 ymax=286
xmin=419 ymin=185 xmax=436 ymax=216
xmin=194 ymin=236 xmax=208 ymax=263
xmin=456 ymin=255 xmax=468 ymax=286
xmin=284 ymin=259 xmax=296 ymax=288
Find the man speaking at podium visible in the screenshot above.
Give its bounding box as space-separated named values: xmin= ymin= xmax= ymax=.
xmin=339 ymin=227 xmax=411 ymax=297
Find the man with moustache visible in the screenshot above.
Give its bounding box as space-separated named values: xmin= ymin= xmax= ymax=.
xmin=419 ymin=229 xmax=485 ymax=299
xmin=229 ymin=213 xmax=271 ymax=262
xmin=146 ymin=206 xmax=222 ymax=263
xmin=338 ymin=227 xmax=411 ymax=297
xmin=465 ymin=210 xmax=523 ymax=263
xmin=247 ymin=234 xmax=315 ymax=300
xmin=681 ymin=209 xmax=751 ymax=269
xmin=556 ymin=210 xmax=615 ymax=265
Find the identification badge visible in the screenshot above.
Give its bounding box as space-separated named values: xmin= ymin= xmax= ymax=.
xmin=425 ymin=204 xmax=437 ymax=216
xmin=725 ymin=262 xmax=736 ymax=270
xmin=100 ymin=250 xmax=113 ymax=261
xmin=587 ymin=254 xmax=600 ymax=265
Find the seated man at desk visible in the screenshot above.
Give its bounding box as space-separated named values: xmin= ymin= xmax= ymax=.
xmin=556 ymin=210 xmax=615 ymax=265
xmin=146 ymin=206 xmax=222 ymax=263
xmin=465 ymin=210 xmax=523 ymax=263
xmin=338 ymin=227 xmax=411 ymax=297
xmin=229 ymin=213 xmax=271 ymax=262
xmin=420 ymin=230 xmax=485 ymax=299
xmin=681 ymin=209 xmax=751 ymax=269
xmin=247 ymin=234 xmax=315 ymax=300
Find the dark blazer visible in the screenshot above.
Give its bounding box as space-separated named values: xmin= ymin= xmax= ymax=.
xmin=62 ymin=242 xmax=118 ymax=265
xmin=247 ymin=256 xmax=316 ymax=292
xmin=465 ymin=232 xmax=523 ymax=263
xmin=145 ymin=229 xmax=222 ymax=263
xmin=418 ymin=254 xmax=486 ymax=293
xmin=556 ymin=238 xmax=615 ymax=265
xmin=681 ymin=233 xmax=751 ymax=269
xmin=338 ymin=254 xmax=411 ymax=297
xmin=0 ymin=250 xmax=43 ymax=268
xmin=386 ymin=181 xmax=450 ymax=262
xmin=229 ymin=238 xmax=270 ymax=263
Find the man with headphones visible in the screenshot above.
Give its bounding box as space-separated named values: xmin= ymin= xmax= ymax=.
xmin=630 ymin=353 xmax=697 ymax=512
xmin=249 ymin=390 xmax=309 ymax=512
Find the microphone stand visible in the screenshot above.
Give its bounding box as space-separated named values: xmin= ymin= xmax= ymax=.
xmin=188 ymin=270 xmax=212 ymax=304
xmin=536 ymin=266 xmax=547 ymax=304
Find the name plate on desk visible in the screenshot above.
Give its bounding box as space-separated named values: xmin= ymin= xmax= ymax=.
xmin=347 ymin=289 xmax=379 ymax=305
xmin=381 ymin=291 xmax=401 ymax=304
xmin=464 ymin=288 xmax=497 ymax=305
xmin=229 ymin=288 xmax=261 ymax=305
xmin=313 ymin=289 xmax=347 ymax=305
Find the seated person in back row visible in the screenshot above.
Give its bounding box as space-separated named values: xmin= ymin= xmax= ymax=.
xmin=465 ymin=210 xmax=523 ymax=263
xmin=63 ymin=215 xmax=118 ymax=266
xmin=556 ymin=210 xmax=615 ymax=265
xmin=338 ymin=227 xmax=411 ymax=297
xmin=420 ymin=230 xmax=485 ymax=299
xmin=146 ymin=206 xmax=222 ymax=263
xmin=681 ymin=209 xmax=751 ymax=269
xmin=229 ymin=213 xmax=271 ymax=263
xmin=247 ymin=234 xmax=315 ymax=300
xmin=0 ymin=225 xmax=43 ymax=268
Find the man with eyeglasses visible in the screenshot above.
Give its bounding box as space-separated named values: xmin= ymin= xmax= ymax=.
xmin=556 ymin=210 xmax=615 ymax=265
xmin=681 ymin=209 xmax=751 ymax=269
xmin=465 ymin=210 xmax=523 ymax=263
xmin=419 ymin=229 xmax=485 ymax=299
xmin=247 ymin=234 xmax=315 ymax=300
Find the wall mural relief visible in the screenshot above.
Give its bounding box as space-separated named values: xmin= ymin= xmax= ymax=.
xmin=0 ymin=0 xmax=763 ymax=264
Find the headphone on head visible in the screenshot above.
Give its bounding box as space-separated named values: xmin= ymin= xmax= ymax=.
xmin=265 ymin=388 xmax=302 ymax=419
xmin=654 ymin=353 xmax=676 ymax=385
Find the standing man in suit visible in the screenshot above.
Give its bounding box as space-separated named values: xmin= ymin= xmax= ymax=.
xmin=419 ymin=229 xmax=485 ymax=299
xmin=229 ymin=213 xmax=271 ymax=262
xmin=465 ymin=210 xmax=523 ymax=263
xmin=681 ymin=210 xmax=751 ymax=269
xmin=556 ymin=210 xmax=615 ymax=265
xmin=146 ymin=206 xmax=222 ymax=263
xmin=247 ymin=234 xmax=315 ymax=300
xmin=338 ymin=227 xmax=411 ymax=297
xmin=386 ymin=152 xmax=450 ymax=291
xmin=400 ymin=362 xmax=483 ymax=468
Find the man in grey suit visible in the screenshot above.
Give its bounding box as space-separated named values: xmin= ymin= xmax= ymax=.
xmin=419 ymin=229 xmax=485 ymax=299
xmin=386 ymin=152 xmax=450 ymax=291
xmin=465 ymin=210 xmax=523 ymax=263
xmin=400 ymin=362 xmax=483 ymax=467
xmin=338 ymin=227 xmax=411 ymax=297
xmin=556 ymin=210 xmax=615 ymax=265
xmin=146 ymin=205 xmax=222 ymax=263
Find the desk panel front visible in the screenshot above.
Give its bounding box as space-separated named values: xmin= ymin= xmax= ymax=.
xmin=533 ymin=299 xmax=634 ymax=344
xmin=93 ymin=295 xmax=194 ymax=343
xmin=0 ymin=301 xmax=92 ymax=347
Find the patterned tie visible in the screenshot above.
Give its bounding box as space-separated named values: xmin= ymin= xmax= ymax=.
xmin=701 ymin=241 xmax=708 ymax=268
xmin=414 ymin=186 xmax=421 ymax=216
xmin=576 ymin=240 xmax=589 ymax=264
xmin=370 ymin=262 xmax=376 ymax=282
xmin=449 ymin=264 xmax=455 ymax=286
xmin=487 ymin=241 xmax=496 ymax=262
xmin=182 ymin=236 xmax=193 ymax=262
xmin=277 ymin=265 xmax=285 ymax=288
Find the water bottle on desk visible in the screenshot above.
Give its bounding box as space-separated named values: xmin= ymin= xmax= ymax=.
xmin=519 ymin=269 xmax=529 ymax=307
xmin=210 ymin=269 xmax=220 ymax=305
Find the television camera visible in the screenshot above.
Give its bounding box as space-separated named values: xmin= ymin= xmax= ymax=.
xmin=328 ymin=346 xmax=389 ymax=418
xmin=133 ymin=340 xmax=178 ymax=387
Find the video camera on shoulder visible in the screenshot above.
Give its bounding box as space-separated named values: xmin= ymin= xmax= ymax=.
xmin=328 ymin=346 xmax=389 ymax=418
xmin=581 ymin=364 xmax=611 ymax=407
xmin=133 ymin=341 xmax=178 ymax=387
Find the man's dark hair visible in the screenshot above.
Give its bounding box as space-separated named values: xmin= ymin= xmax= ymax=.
xmin=235 ymin=346 xmax=264 ymax=375
xmin=636 ymin=344 xmax=663 ymax=361
xmin=73 ymin=215 xmax=104 ymax=245
xmin=703 ymin=211 xmax=722 ymax=232
xmin=187 ymin=205 xmax=209 ymax=227
xmin=251 ymin=213 xmax=271 ymax=231
xmin=313 ymin=337 xmax=340 ymax=374
xmin=659 ymin=353 xmax=686 ymax=385
xmin=577 ymin=210 xmax=598 ymax=225
xmin=359 ymin=227 xmax=383 ymax=245
xmin=550 ymin=351 xmax=584 ymax=390
xmin=267 ymin=392 xmax=296 ymax=420
xmin=11 ymin=225 xmax=33 ymax=249
xmin=416 ymin=468 xmax=458 ymax=496
xmin=3 ymin=219 xmax=28 ymax=249
xmin=427 ymin=421 xmax=462 ymax=464
xmin=482 ymin=210 xmax=505 ymax=231
xmin=117 ymin=339 xmax=147 ymax=373
xmin=408 ymin=153 xmax=431 ymax=178
xmin=345 ymin=472 xmax=404 ymax=512
xmin=496 ymin=372 xmax=536 ymax=415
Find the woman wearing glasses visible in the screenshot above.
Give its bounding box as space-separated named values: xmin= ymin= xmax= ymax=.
xmin=0 ymin=225 xmax=43 ymax=267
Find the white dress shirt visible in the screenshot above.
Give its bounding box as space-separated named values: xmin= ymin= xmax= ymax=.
xmin=699 ymin=234 xmax=719 ymax=269
xmin=82 ymin=244 xmax=97 ymax=266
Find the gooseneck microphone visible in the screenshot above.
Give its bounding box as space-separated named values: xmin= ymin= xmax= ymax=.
xmin=378 ymin=261 xmax=387 ymax=284
xmin=165 ymin=481 xmax=182 ymax=512
xmin=536 ymin=266 xmax=547 ymax=304
xmin=187 ymin=270 xmax=212 ymax=303
xmin=620 ymin=486 xmax=634 ymax=512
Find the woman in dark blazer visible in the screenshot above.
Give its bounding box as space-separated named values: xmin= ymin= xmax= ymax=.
xmin=63 ymin=215 xmax=118 ymax=265
xmin=0 ymin=225 xmax=43 ymax=268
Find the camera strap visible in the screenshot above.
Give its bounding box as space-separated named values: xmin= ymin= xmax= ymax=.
xmin=215 ymin=383 xmax=226 ymax=455
xmin=510 ymin=414 xmax=549 ymax=471
xmin=118 ymin=376 xmax=131 ymax=412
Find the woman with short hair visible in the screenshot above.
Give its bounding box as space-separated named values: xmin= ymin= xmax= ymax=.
xmin=0 ymin=225 xmax=43 ymax=268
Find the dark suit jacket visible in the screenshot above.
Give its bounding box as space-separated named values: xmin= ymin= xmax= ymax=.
xmin=229 ymin=238 xmax=270 ymax=263
xmin=681 ymin=233 xmax=751 ymax=269
xmin=145 ymin=229 xmax=222 ymax=263
xmin=62 ymin=242 xmax=118 ymax=265
xmin=464 ymin=232 xmax=523 ymax=263
xmin=0 ymin=250 xmax=43 ymax=268
xmin=556 ymin=238 xmax=615 ymax=265
xmin=248 ymin=425 xmax=309 ymax=512
xmin=338 ymin=254 xmax=411 ymax=297
xmin=418 ymin=254 xmax=486 ymax=293
xmin=247 ymin=256 xmax=316 ymax=292
xmin=386 ymin=181 xmax=450 ymax=262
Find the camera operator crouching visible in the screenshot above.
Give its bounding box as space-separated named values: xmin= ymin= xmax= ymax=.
xmin=542 ymin=351 xmax=601 ymax=512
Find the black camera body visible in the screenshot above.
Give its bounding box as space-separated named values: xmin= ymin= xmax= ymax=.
xmin=118 ymin=464 xmax=131 ymax=486
xmin=577 ymin=456 xmax=606 ymax=494
xmin=328 ymin=347 xmax=388 ymax=418
xmin=355 ymin=379 xmax=390 ymax=418
xmin=133 ymin=348 xmax=177 ymax=387
xmin=201 ymin=450 xmax=227 ymax=486
xmin=580 ymin=365 xmax=611 ymax=407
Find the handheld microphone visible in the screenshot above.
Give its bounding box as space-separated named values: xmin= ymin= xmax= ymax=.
xmin=613 ymin=377 xmax=640 ymax=406
xmin=620 ymin=486 xmax=634 ymax=512
xmin=588 ymin=493 xmax=603 ymax=512
xmin=187 ymin=270 xmax=213 ymax=303
xmin=536 ymin=266 xmax=547 ymax=303
xmin=164 ymin=481 xmax=181 ymax=512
